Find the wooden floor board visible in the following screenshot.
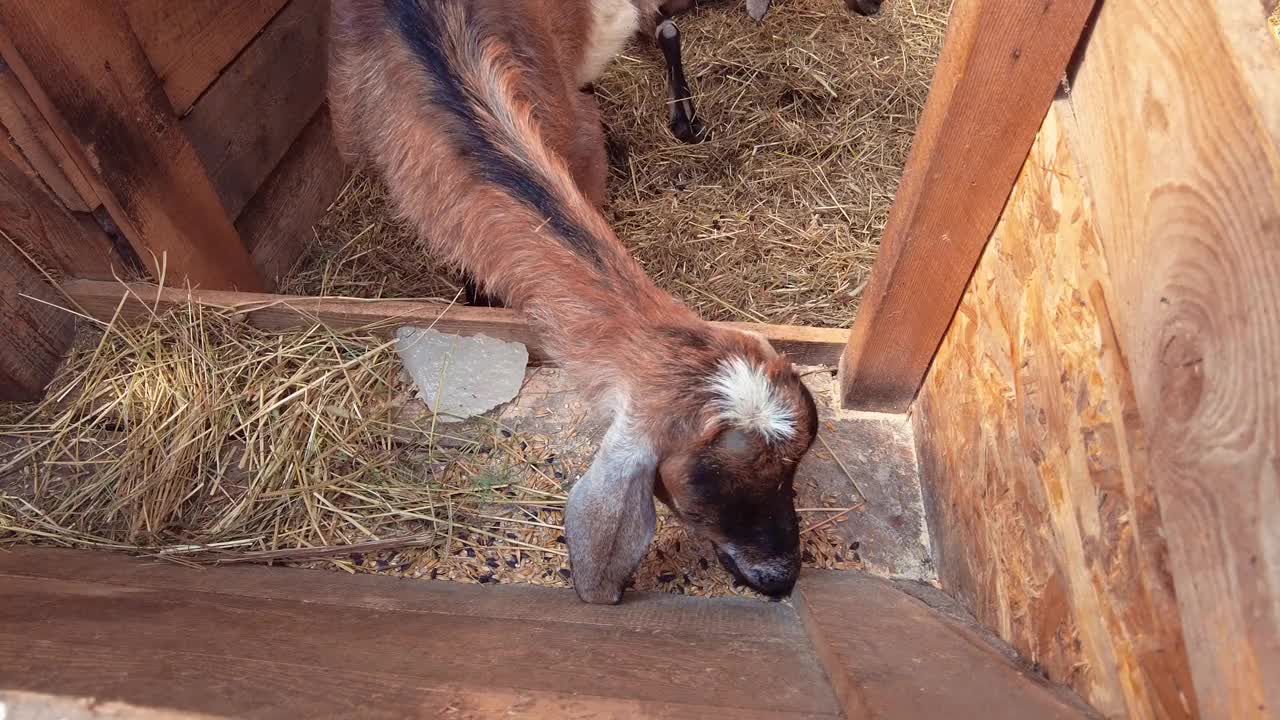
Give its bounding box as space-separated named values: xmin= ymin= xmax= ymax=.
xmin=0 ymin=549 xmax=840 ymax=719
xmin=0 ymin=547 xmax=803 ymax=642
xmin=795 ymin=570 xmax=1097 ymax=719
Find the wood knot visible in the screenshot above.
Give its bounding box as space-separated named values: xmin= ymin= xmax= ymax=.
xmin=1158 ymin=331 xmax=1204 ymax=422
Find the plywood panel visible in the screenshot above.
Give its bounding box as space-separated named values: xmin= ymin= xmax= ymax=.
xmin=1064 ymin=0 xmax=1280 ymax=716
xmin=914 ymin=106 xmax=1198 ymax=718
xmin=122 ymin=0 xmax=289 ymax=115
xmin=183 ymin=0 xmax=328 ymax=220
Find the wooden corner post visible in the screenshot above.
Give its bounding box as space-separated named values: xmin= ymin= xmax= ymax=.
xmin=837 ymin=0 xmax=1097 ymax=412
xmin=0 ymin=1 xmax=265 ymax=291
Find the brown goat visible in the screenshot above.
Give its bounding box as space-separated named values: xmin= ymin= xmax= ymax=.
xmin=329 ymin=0 xmax=818 ymax=604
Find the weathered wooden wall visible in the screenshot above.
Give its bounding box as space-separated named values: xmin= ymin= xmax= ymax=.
xmin=0 ymin=0 xmax=345 ymax=396
xmin=913 ymin=0 xmax=1280 ymax=717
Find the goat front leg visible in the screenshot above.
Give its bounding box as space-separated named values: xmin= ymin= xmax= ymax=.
xmin=655 ymin=19 xmax=707 ymax=144
xmin=565 ymin=413 xmax=658 ymax=604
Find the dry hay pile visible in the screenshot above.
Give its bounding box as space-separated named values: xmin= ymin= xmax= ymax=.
xmin=283 ymin=0 xmax=949 ymax=327
xmin=0 ymin=298 xmax=860 ymax=598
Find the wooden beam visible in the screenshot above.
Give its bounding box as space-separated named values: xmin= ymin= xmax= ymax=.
xmin=837 ymin=0 xmax=1097 ymax=412
xmin=0 ymin=2 xmax=265 ymax=291
xmin=61 ymin=280 xmax=851 ymax=367
xmin=0 ymin=58 xmax=99 ymax=212
xmin=121 ymin=0 xmax=289 ymax=115
xmin=183 ymin=0 xmax=328 ymax=220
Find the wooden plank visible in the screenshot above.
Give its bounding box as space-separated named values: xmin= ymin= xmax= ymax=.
xmin=0 ymin=3 xmax=265 ymax=292
xmin=0 ymin=59 xmax=99 ymax=212
xmin=0 ymin=636 xmax=832 ymax=720
xmin=794 ymin=570 xmax=1097 ymax=719
xmin=837 ymin=0 xmax=1098 ymax=412
xmin=1060 ymin=0 xmax=1280 ymax=716
xmin=237 ymin=107 xmax=349 ymax=285
xmin=0 ymin=560 xmax=841 ymax=718
xmin=183 ymin=0 xmax=328 ymax=220
xmin=60 ymin=280 xmax=851 ymax=367
xmin=0 ymin=136 xmax=120 ymax=280
xmin=121 ymin=0 xmax=290 ymax=115
xmin=0 ymin=226 xmax=72 ymax=401
xmin=0 ymin=546 xmax=807 ymax=643
xmin=913 ymin=104 xmax=1198 ymax=718
xmin=0 ymin=691 xmax=217 ymax=720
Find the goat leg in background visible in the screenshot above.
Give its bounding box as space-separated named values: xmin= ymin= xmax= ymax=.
xmin=745 ymin=0 xmax=771 ymax=20
xmin=655 ymin=19 xmax=708 ymax=144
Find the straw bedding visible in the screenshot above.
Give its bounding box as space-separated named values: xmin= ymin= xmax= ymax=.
xmin=1 ymin=0 xmax=947 ymax=597
xmin=1 ymin=301 xmax=860 ymax=597
xmin=283 ymin=0 xmax=949 ymax=327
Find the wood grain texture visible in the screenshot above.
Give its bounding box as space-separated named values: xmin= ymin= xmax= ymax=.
xmin=1062 ymin=0 xmax=1280 ymax=716
xmin=0 ymin=59 xmax=98 ymax=211
xmin=0 ymin=136 xmax=120 ymax=280
xmin=794 ymin=570 xmax=1096 ymax=719
xmin=237 ymin=107 xmax=349 ymax=286
xmin=0 ymin=223 xmax=72 ymax=400
xmin=0 ymin=549 xmax=842 ymax=719
xmin=183 ymin=0 xmax=328 ymax=220
xmin=0 ymin=2 xmax=265 ymax=291
xmin=913 ymin=105 xmax=1199 ymax=719
xmin=60 ymin=280 xmax=851 ymax=367
xmin=121 ymin=0 xmax=289 ymax=115
xmin=838 ymin=0 xmax=1097 ymax=412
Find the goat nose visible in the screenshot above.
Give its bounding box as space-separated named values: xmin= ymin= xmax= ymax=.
xmin=747 ymin=564 xmax=799 ymax=598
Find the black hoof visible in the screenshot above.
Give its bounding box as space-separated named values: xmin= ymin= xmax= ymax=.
xmin=670 ymin=116 xmax=709 ymax=144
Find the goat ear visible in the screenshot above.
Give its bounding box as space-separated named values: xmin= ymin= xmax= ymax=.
xmin=564 ymin=417 xmax=658 ymax=605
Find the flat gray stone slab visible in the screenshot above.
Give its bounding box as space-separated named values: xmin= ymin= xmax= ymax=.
xmin=395 ymin=327 xmax=528 ymax=423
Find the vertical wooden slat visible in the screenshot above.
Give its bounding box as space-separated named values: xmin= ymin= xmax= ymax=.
xmin=0 ymin=59 xmax=99 ymax=213
xmin=837 ymin=0 xmax=1098 ymax=412
xmin=0 ymin=1 xmax=266 ymax=291
xmin=1064 ymin=0 xmax=1280 ymax=715
xmin=0 ymin=137 xmax=122 ymax=280
xmin=0 ymin=230 xmax=72 ymax=401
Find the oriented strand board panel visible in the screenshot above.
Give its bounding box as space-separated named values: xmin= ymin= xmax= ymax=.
xmin=121 ymin=0 xmax=289 ymax=115
xmin=914 ymin=106 xmax=1198 ymax=718
xmin=1064 ymin=0 xmax=1280 ymax=716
